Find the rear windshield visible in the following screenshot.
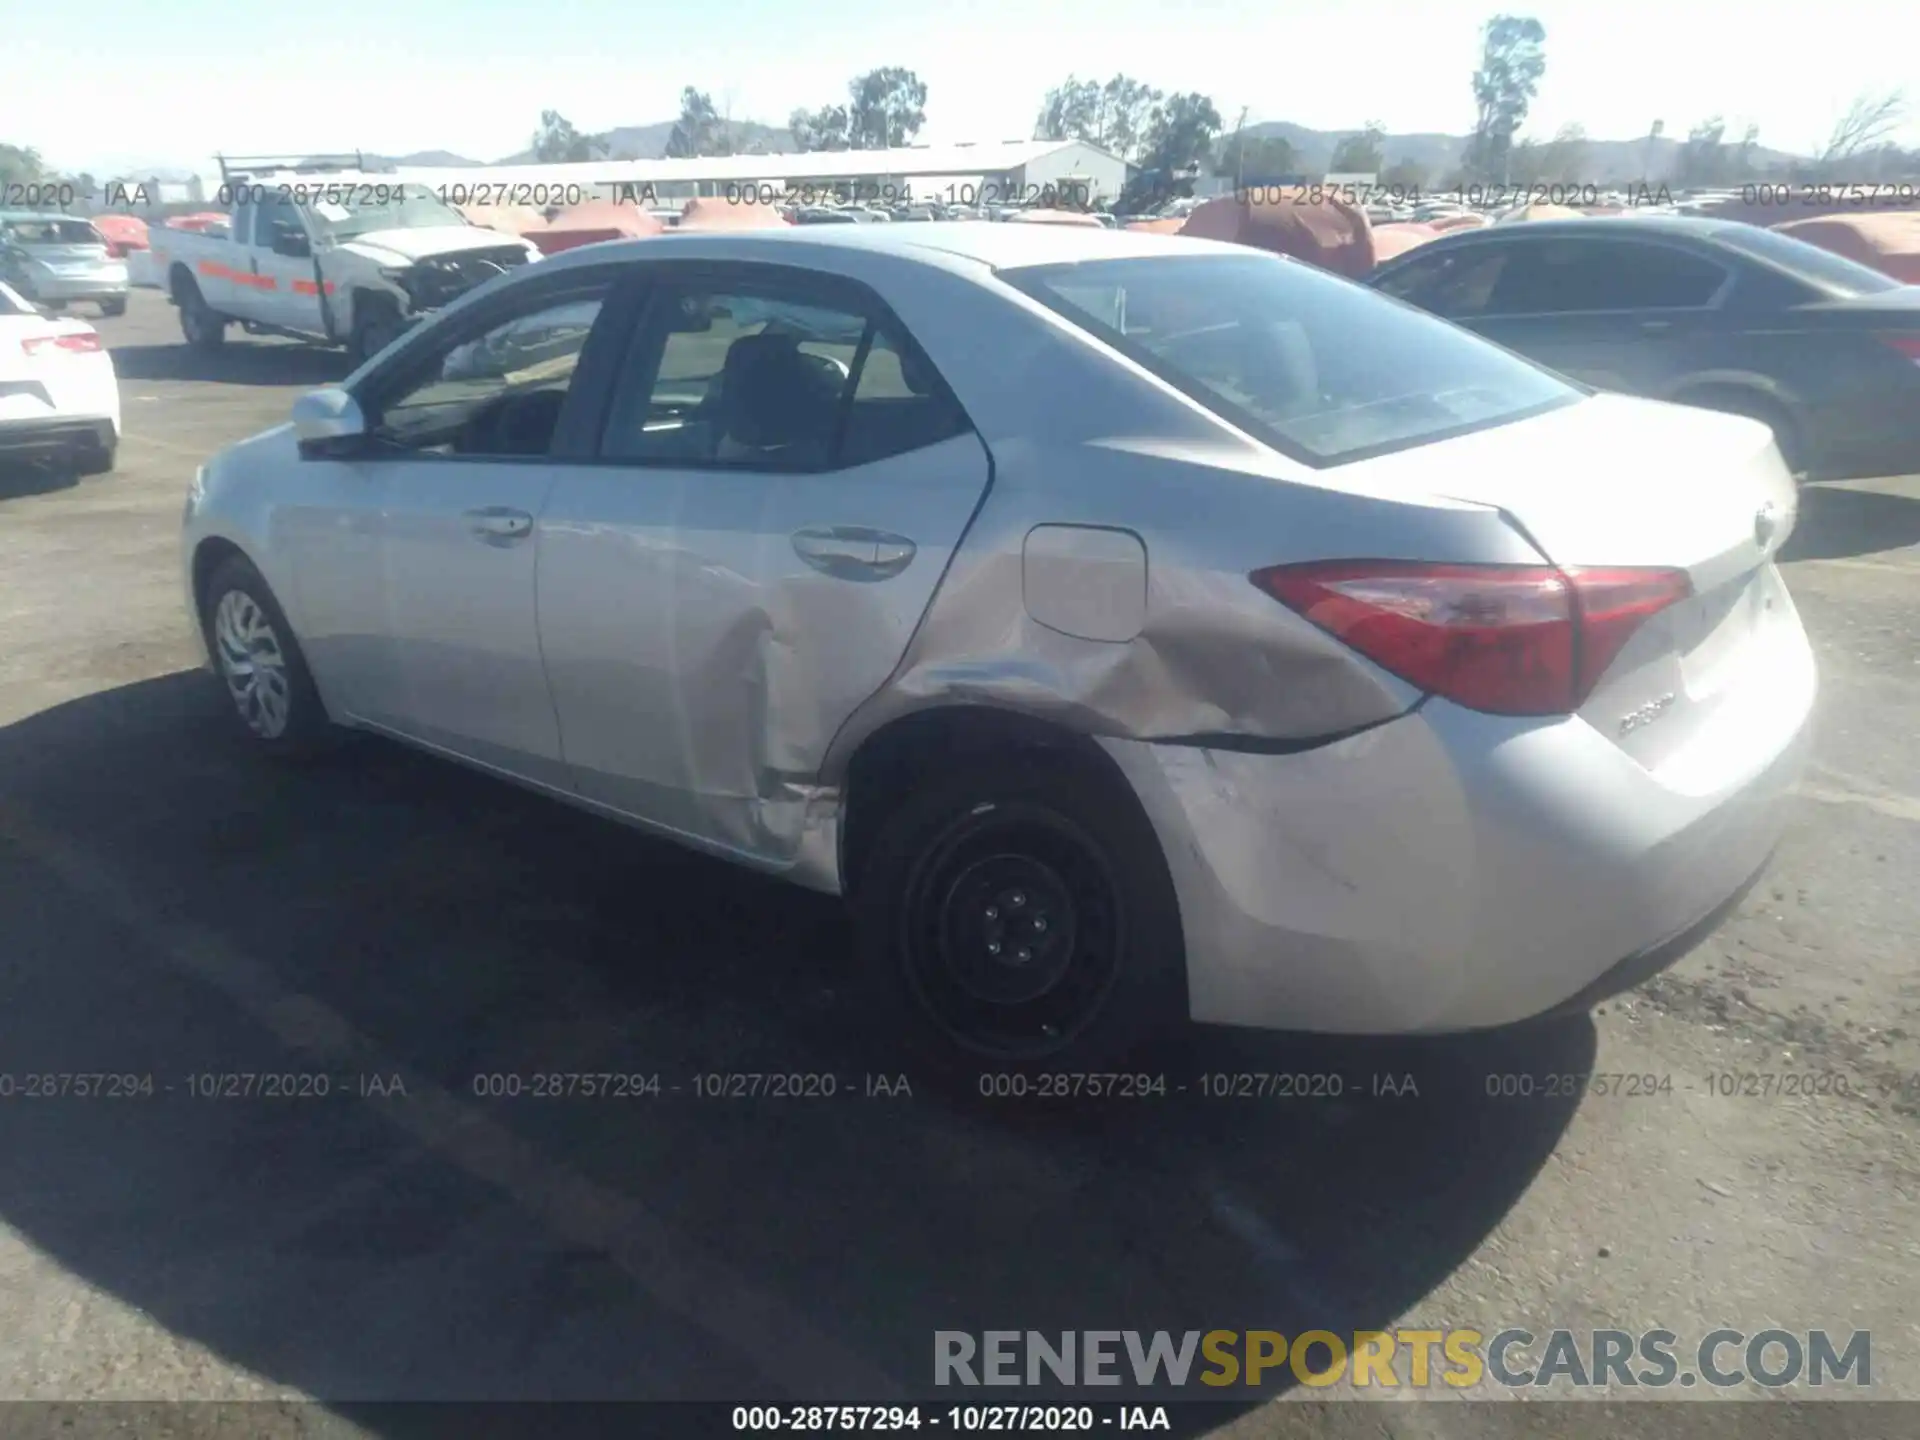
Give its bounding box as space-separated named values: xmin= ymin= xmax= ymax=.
xmin=3 ymin=218 xmax=104 ymax=246
xmin=0 ymin=282 xmax=34 ymax=316
xmin=1002 ymin=252 xmax=1579 ymax=466
xmin=1714 ymin=225 xmax=1900 ymax=296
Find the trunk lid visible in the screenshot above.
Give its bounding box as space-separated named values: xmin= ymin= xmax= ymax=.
xmin=1346 ymin=391 xmax=1804 ymax=772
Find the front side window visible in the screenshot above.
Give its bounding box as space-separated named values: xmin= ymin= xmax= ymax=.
xmin=369 ymin=287 xmax=608 ymax=458
xmin=1005 ymin=251 xmax=1578 ymax=466
xmin=256 ymin=197 xmax=304 ymax=250
xmin=601 ymin=280 xmax=968 ymax=470
xmin=1372 ymin=246 xmax=1510 ymax=319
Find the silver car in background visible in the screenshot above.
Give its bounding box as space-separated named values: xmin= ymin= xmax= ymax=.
xmin=180 ymin=224 xmax=1815 ymax=1073
xmin=0 ymin=213 xmax=130 ymax=317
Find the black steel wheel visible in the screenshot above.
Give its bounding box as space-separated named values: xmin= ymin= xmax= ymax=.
xmin=853 ymin=754 xmax=1184 ymax=1075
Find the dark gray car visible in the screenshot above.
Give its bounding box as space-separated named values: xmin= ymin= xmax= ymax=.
xmin=1367 ymin=216 xmax=1920 ymax=481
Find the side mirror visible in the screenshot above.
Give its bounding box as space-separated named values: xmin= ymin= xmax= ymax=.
xmin=292 ymin=388 xmax=367 ymax=457
xmin=272 ymin=231 xmax=312 ymax=259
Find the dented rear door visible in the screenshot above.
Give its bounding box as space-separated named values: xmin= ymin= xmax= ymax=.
xmin=536 ymin=267 xmax=992 ymax=869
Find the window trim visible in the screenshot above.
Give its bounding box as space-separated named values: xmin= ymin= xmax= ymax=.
xmin=1005 ymin=253 xmax=1582 ymax=470
xmin=1393 ymin=233 xmax=1735 ymax=321
xmin=341 ymin=263 xmax=642 ymax=466
xmin=585 ymin=258 xmax=974 ymax=475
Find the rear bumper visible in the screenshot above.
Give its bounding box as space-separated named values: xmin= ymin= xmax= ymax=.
xmin=1101 ymin=610 xmax=1815 ymax=1035
xmin=24 ymin=273 xmax=129 ymax=303
xmin=0 ymin=417 xmax=116 ymax=459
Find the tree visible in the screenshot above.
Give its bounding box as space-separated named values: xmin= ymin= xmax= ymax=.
xmin=1464 ymin=14 xmax=1547 ymax=183
xmin=531 ymin=110 xmax=603 ymax=164
xmin=0 ymin=143 xmax=47 ymax=193
xmin=1035 ymin=75 xmax=1162 ymax=162
xmin=665 ymin=88 xmax=727 ymax=158
xmin=1329 ymin=121 xmax=1387 ymax=174
xmin=847 ymin=68 xmax=928 ymax=150
xmin=789 ymin=104 xmax=850 ymax=153
xmin=1676 ymin=118 xmax=1729 ymax=187
xmin=1215 ymin=132 xmax=1297 ymax=182
xmin=1816 ymin=90 xmax=1906 ymax=177
xmin=1138 ymin=92 xmax=1224 ymax=178
xmin=1380 ymin=157 xmax=1428 ymax=191
xmin=1536 ymin=122 xmax=1588 ymax=184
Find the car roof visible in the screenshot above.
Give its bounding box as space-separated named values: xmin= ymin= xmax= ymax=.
xmin=536 ymin=220 xmax=1241 ymax=276
xmin=1421 ymin=215 xmax=1741 ymax=246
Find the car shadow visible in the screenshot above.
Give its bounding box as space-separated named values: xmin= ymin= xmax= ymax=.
xmin=107 ymin=340 xmax=353 ymax=388
xmin=1782 ymin=481 xmax=1920 ymax=562
xmin=0 ymin=458 xmax=83 ymax=499
xmin=0 ymin=672 xmax=1591 ymax=1424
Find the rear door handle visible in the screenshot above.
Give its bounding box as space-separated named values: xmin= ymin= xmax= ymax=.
xmin=465 ymin=506 xmax=534 ymax=544
xmin=1639 ymin=318 xmax=1673 ymax=333
xmin=791 ymin=525 xmax=917 ymax=581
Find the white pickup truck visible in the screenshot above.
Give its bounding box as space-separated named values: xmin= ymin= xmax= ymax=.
xmin=146 ymin=176 xmax=541 ymax=364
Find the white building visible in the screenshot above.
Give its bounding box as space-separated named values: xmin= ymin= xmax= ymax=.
xmin=392 ymin=139 xmax=1129 ymax=209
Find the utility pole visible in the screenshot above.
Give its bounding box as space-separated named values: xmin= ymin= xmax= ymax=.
xmin=1232 ymin=106 xmax=1250 ymax=192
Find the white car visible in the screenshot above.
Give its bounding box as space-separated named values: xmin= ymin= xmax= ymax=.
xmin=0 ymin=282 xmax=120 ymax=475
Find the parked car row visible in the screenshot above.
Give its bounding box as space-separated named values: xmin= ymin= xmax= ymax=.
xmin=0 ymin=211 xmax=130 ymax=317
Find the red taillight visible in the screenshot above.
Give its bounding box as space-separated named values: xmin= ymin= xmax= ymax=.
xmin=22 ymin=332 xmax=104 ymax=357
xmin=1880 ymin=336 xmax=1920 ymax=365
xmin=1250 ymin=561 xmax=1691 ymax=716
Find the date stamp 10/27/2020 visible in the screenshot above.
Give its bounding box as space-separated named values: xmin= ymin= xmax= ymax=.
xmin=3 ymin=1068 xmax=1916 ymax=1107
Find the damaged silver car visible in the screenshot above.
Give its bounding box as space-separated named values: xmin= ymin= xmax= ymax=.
xmin=181 ymin=223 xmax=1815 ymax=1072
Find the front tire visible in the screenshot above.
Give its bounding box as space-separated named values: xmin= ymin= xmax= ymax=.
xmin=852 ymin=754 xmax=1186 ymax=1077
xmin=200 ymin=555 xmax=338 ymax=759
xmin=349 ymin=295 xmax=406 ymax=367
xmin=100 ymin=296 xmax=128 ymax=318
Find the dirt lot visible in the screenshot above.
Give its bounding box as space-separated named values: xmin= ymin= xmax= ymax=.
xmin=0 ymin=291 xmax=1916 ymax=1433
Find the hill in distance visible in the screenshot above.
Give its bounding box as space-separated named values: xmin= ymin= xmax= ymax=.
xmin=1239 ymin=120 xmax=1802 ymax=181
xmin=372 ymin=118 xmax=1804 ymax=178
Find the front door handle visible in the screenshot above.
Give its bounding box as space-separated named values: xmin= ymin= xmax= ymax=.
xmin=1639 ymin=318 xmax=1673 ymax=333
xmin=791 ymin=525 xmax=917 ymax=581
xmin=465 ymin=506 xmax=534 ymax=545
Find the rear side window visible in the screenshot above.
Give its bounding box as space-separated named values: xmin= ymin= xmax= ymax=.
xmin=1714 ymin=225 xmax=1900 ymax=297
xmin=1483 ymin=239 xmax=1727 ymax=313
xmin=600 ymin=282 xmax=969 ymax=471
xmin=3 ymin=218 xmax=102 ymax=246
xmin=1004 ymin=251 xmax=1578 ymax=466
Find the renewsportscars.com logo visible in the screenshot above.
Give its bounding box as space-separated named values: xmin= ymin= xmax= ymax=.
xmin=934 ymin=1329 xmax=1873 ymax=1391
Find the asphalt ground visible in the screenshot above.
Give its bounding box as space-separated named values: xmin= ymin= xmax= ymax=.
xmin=0 ymin=290 xmax=1915 ymax=1436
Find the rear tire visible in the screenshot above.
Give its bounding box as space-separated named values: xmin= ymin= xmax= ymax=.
xmin=175 ymin=276 xmax=227 ymax=350
xmin=199 ymin=554 xmax=339 ymax=760
xmin=851 ymin=753 xmax=1186 ymax=1080
xmin=75 ymin=438 xmax=116 ymax=476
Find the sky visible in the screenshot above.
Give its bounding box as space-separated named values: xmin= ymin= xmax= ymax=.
xmin=4 ymin=0 xmax=1915 ymax=176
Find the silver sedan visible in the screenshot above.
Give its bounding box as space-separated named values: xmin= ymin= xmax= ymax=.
xmin=180 ymin=223 xmax=1815 ymax=1072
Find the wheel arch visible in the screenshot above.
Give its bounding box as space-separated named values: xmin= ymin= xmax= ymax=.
xmin=189 ymin=535 xmax=255 ymax=651
xmin=837 ymin=705 xmax=1146 ymax=896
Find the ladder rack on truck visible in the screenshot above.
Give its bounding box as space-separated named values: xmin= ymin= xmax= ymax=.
xmin=214 ymin=153 xmax=374 ymax=183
